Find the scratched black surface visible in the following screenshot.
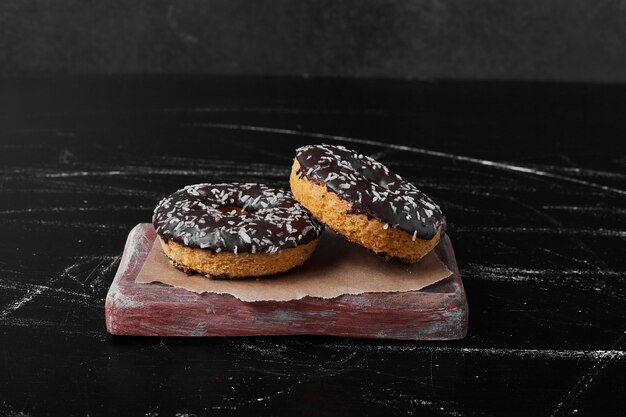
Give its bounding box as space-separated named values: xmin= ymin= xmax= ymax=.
xmin=0 ymin=76 xmax=625 ymax=417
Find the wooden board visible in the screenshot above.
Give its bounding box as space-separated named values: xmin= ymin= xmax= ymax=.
xmin=105 ymin=224 xmax=468 ymax=340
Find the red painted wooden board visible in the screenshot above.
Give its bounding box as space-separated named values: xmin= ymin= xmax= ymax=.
xmin=105 ymin=224 xmax=468 ymax=340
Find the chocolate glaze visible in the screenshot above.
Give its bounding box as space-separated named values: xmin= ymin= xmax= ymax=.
xmin=295 ymin=145 xmax=446 ymax=240
xmin=153 ymin=183 xmax=324 ymax=254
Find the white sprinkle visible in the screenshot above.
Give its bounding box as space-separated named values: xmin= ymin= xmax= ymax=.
xmin=238 ymin=229 xmax=252 ymax=244
xmin=412 ymin=230 xmax=417 ymax=241
xmin=383 ymin=223 xmax=389 ymax=230
xmin=324 ymin=172 xmax=339 ymax=183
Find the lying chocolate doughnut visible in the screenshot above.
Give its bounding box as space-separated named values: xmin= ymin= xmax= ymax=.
xmin=153 ymin=183 xmax=324 ymax=278
xmin=290 ymin=144 xmax=446 ymax=262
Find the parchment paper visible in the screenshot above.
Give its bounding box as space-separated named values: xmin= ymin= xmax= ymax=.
xmin=135 ymin=231 xmax=451 ymax=302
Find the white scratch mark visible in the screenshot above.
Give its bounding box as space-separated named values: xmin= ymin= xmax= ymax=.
xmin=475 ymin=265 xmax=611 ymax=281
xmin=542 ymin=205 xmax=626 ymax=216
xmin=0 ymin=261 xmax=82 ymax=317
xmin=0 ymin=205 xmax=153 ymax=215
xmin=550 ymin=331 xmax=626 ymax=417
xmin=453 ymin=226 xmax=626 ymax=238
xmin=316 ymin=342 xmax=626 ymax=360
xmin=0 ymin=287 xmax=47 ymax=318
xmin=188 ymin=123 xmax=626 ymax=196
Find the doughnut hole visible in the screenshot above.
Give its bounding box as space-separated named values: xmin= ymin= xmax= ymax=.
xmin=217 ymin=205 xmax=252 ymax=215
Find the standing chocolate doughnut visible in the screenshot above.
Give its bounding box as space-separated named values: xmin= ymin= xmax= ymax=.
xmin=290 ymin=145 xmax=446 ymax=262
xmin=153 ymin=183 xmax=324 ymax=278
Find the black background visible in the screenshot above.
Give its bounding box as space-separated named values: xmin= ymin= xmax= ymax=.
xmin=0 ymin=76 xmax=624 ymax=416
xmin=2 ymin=1 xmax=626 ymax=82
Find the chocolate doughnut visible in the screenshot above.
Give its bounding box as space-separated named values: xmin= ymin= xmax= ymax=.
xmin=153 ymin=183 xmax=324 ymax=278
xmin=289 ymin=145 xmax=446 ymax=262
